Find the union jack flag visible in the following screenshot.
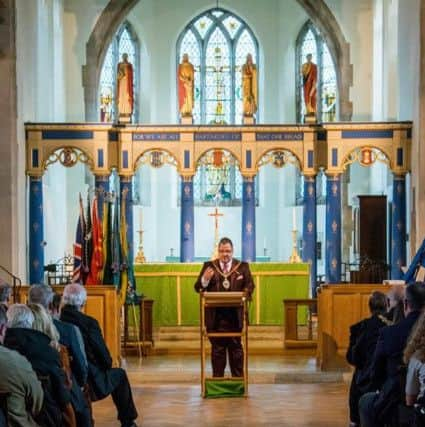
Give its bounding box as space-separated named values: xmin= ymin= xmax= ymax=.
xmin=72 ymin=194 xmax=85 ymax=283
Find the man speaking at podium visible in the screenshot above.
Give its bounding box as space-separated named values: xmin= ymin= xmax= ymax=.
xmin=195 ymin=237 xmax=255 ymax=377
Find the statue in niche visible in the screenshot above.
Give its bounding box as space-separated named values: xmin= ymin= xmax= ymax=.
xmin=241 ymin=53 xmax=258 ymax=118
xmin=178 ymin=53 xmax=195 ymax=118
xmin=301 ymin=53 xmax=317 ymax=118
xmin=116 ymin=53 xmax=134 ymax=123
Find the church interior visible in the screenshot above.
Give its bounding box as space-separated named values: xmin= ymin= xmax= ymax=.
xmin=1 ymin=0 xmax=425 ymax=426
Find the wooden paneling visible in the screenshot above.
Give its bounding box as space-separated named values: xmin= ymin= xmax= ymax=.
xmin=317 ymin=283 xmax=392 ymax=371
xmin=19 ymin=285 xmax=120 ymax=366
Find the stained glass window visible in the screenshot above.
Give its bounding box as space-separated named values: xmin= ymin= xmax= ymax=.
xmin=296 ymin=21 xmax=337 ymax=122
xmin=98 ymin=21 xmax=139 ymax=122
xmin=177 ymin=8 xmax=259 ymax=125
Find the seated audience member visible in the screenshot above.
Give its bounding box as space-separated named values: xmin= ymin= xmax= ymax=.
xmin=346 ymin=291 xmax=389 ymax=426
xmin=60 ymin=283 xmax=139 ymax=427
xmin=403 ymin=310 xmax=425 ymax=423
xmin=5 ymin=304 xmax=71 ymax=427
xmin=359 ymin=282 xmax=425 ymax=427
xmin=28 ymin=285 xmax=88 ymax=386
xmin=0 ymin=306 xmax=43 ymax=426
xmin=0 ymin=281 xmax=11 ymax=311
xmin=385 ymin=285 xmax=405 ymax=324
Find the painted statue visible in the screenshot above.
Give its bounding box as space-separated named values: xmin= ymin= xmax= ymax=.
xmin=241 ymin=53 xmax=258 ymax=117
xmin=178 ymin=53 xmax=195 ymax=117
xmin=116 ymin=53 xmax=134 ymax=121
xmin=301 ymin=53 xmax=317 ymax=116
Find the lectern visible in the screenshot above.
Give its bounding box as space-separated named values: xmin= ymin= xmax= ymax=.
xmin=200 ymin=291 xmax=248 ymax=398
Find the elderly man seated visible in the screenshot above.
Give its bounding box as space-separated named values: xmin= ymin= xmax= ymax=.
xmin=0 ymin=305 xmax=43 ymax=426
xmin=60 ymin=284 xmax=138 ymax=427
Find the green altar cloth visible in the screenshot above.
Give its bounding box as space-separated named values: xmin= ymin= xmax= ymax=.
xmin=134 ymin=263 xmax=309 ymax=326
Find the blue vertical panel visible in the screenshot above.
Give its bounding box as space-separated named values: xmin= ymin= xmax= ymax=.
xmin=32 ymin=149 xmax=39 ymax=168
xmin=97 ymin=149 xmax=104 ymax=168
xmin=95 ymin=175 xmax=110 ymax=221
xmin=246 ymin=150 xmax=252 ymax=168
xmin=331 ymin=148 xmax=338 ymax=167
xmin=325 ymin=175 xmax=341 ymax=283
xmin=303 ymin=176 xmax=317 ymax=296
xmin=242 ymin=177 xmax=256 ymax=262
xmin=180 ymin=178 xmax=195 ymax=262
xmin=29 ymin=176 xmax=44 ymax=284
xmin=122 ymin=150 xmax=129 ymax=169
xmin=391 ymin=175 xmax=406 ymax=279
xmin=396 ymin=148 xmax=403 ymax=167
xmin=307 ymin=150 xmax=314 ymax=168
xmin=184 ymin=150 xmax=190 ymax=169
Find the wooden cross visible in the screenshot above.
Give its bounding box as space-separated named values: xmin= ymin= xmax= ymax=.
xmin=208 ymin=207 xmax=223 ymax=233
xmin=209 ymin=207 xmax=224 ymax=259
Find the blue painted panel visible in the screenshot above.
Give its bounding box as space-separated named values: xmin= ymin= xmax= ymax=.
xmin=341 ymin=130 xmax=393 ymax=139
xmin=332 ymin=148 xmax=338 ymax=167
xmin=184 ymin=150 xmax=190 ymax=168
xmin=194 ymin=132 xmax=242 ymax=141
xmin=307 ymin=150 xmax=314 ymax=168
xmin=397 ymin=148 xmax=403 ymax=166
xmin=97 ymin=149 xmax=104 ymax=168
xmin=122 ymin=150 xmax=129 ymax=169
xmin=133 ymin=132 xmax=180 ymax=141
xmin=32 ymin=149 xmax=39 ymax=168
xmin=109 ymin=131 xmax=118 ymax=141
xmin=42 ymin=130 xmax=94 ymax=140
xmin=255 ymin=132 xmax=303 ymax=141
xmin=246 ymin=150 xmax=252 ymax=168
xmin=317 ymin=131 xmax=327 ymax=141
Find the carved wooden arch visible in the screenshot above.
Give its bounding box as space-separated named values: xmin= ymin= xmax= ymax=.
xmin=133 ymin=148 xmax=181 ymax=172
xmin=194 ymin=147 xmax=242 ymax=170
xmin=255 ymin=147 xmax=302 ymax=171
xmin=341 ymin=145 xmax=392 ymax=171
xmin=42 ymin=146 xmax=95 ymax=173
xmin=84 ymin=0 xmax=352 ymax=121
xmin=295 ymin=0 xmax=353 ymax=121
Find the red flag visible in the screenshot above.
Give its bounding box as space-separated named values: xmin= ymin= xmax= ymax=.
xmin=86 ymin=197 xmax=104 ymax=285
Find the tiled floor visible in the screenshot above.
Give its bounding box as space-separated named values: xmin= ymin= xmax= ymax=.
xmin=93 ymin=355 xmax=350 ymax=426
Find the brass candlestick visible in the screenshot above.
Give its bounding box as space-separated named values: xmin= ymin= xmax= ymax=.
xmin=289 ymin=229 xmax=301 ymax=263
xmin=135 ymin=229 xmax=146 ymax=264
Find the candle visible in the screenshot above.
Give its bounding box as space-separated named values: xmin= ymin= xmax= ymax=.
xmin=292 ymin=207 xmax=296 ymax=230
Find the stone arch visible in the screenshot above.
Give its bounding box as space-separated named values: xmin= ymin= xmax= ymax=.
xmin=84 ymin=0 xmax=352 ymax=121
xmin=296 ymin=0 xmax=353 ymax=121
xmin=83 ymin=0 xmax=139 ymax=121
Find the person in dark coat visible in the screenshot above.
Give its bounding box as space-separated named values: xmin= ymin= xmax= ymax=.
xmin=346 ymin=291 xmax=389 ymax=426
xmin=4 ymin=304 xmax=71 ymax=427
xmin=194 ymin=237 xmax=255 ymax=377
xmin=60 ymin=283 xmax=138 ymax=427
xmin=359 ymin=282 xmax=425 ymax=427
xmin=28 ymin=284 xmax=91 ymax=427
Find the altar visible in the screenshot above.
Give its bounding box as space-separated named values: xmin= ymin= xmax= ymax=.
xmin=134 ymin=262 xmax=309 ymax=326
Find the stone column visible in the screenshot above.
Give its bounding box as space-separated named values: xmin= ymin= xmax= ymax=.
xmin=242 ymin=176 xmax=256 ymax=262
xmin=94 ymin=174 xmax=110 ymax=221
xmin=180 ymin=177 xmax=194 ymax=262
xmin=302 ymin=175 xmax=317 ymax=296
xmin=29 ymin=176 xmax=44 ymax=284
xmin=391 ymin=174 xmax=407 ymax=279
xmin=325 ymin=174 xmax=342 ymax=283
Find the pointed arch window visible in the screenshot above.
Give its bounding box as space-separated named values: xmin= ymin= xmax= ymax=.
xmin=99 ymin=21 xmax=140 ymax=122
xmin=177 ymin=8 xmax=259 ymax=124
xmin=296 ymin=21 xmax=337 ymax=123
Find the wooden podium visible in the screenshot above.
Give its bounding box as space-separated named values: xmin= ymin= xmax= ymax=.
xmin=200 ymin=291 xmax=248 ymax=398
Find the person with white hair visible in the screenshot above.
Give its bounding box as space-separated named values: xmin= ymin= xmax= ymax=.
xmin=0 ymin=281 xmax=12 ymax=311
xmin=0 ymin=305 xmax=43 ymax=426
xmin=61 ymin=283 xmax=138 ymax=427
xmin=5 ymin=303 xmax=71 ymax=427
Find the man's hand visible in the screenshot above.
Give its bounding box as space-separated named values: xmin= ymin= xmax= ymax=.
xmin=202 ymin=267 xmax=214 ymax=282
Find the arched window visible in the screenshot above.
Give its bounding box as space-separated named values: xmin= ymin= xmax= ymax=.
xmin=99 ymin=21 xmax=139 ymax=122
xmin=296 ymin=21 xmax=337 ymax=123
xmin=177 ymin=8 xmax=259 ymax=124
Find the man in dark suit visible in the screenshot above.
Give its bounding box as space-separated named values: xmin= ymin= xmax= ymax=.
xmin=359 ymin=282 xmax=425 ymax=427
xmin=194 ymin=237 xmax=254 ymax=377
xmin=60 ymin=283 xmax=138 ymax=427
xmin=346 ymin=291 xmax=389 ymax=426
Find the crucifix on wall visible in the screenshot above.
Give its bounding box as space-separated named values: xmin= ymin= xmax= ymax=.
xmin=209 ymin=207 xmax=223 ymax=259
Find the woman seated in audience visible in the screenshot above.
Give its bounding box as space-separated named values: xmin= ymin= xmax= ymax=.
xmin=346 ymin=291 xmax=390 ymax=427
xmin=403 ymin=310 xmax=425 ymax=422
xmin=5 ymin=304 xmax=71 ymax=427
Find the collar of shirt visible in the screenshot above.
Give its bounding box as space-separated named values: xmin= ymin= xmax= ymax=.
xmin=219 ymin=260 xmax=232 ymax=273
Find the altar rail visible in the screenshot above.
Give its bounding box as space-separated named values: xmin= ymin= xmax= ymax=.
xmin=317 ymin=283 xmax=392 ymax=371
xmin=134 ymin=263 xmax=309 ymax=326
